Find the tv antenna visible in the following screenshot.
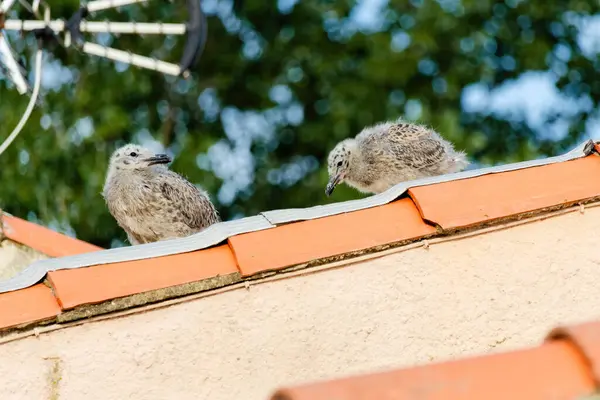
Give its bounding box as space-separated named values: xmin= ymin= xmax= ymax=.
xmin=0 ymin=0 xmax=207 ymax=156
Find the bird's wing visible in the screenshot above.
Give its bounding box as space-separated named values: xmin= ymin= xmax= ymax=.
xmin=159 ymin=172 xmax=220 ymax=230
xmin=384 ymin=123 xmax=449 ymax=170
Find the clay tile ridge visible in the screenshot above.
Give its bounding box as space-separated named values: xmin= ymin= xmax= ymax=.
xmin=270 ymin=320 xmax=600 ymax=400
xmin=1 ymin=212 xmax=102 ymax=257
xmin=0 ymin=213 xmax=101 ymax=331
xmin=0 ymin=139 xmax=599 ymax=331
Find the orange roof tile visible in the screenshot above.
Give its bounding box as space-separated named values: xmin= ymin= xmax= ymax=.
xmin=408 ymin=156 xmax=600 ymax=229
xmin=270 ymin=321 xmax=600 ymax=400
xmin=547 ymin=321 xmax=600 ymax=386
xmin=229 ymin=198 xmax=436 ymax=276
xmin=47 ymin=244 xmax=239 ymax=309
xmin=0 ymin=284 xmax=61 ymax=329
xmin=2 ymin=213 xmax=102 ymax=257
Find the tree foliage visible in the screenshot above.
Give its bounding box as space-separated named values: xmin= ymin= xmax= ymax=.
xmin=0 ymin=0 xmax=598 ymax=247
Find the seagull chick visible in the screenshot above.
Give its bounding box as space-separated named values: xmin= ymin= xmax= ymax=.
xmin=103 ymin=144 xmax=220 ymax=245
xmin=326 ymin=118 xmax=469 ymax=196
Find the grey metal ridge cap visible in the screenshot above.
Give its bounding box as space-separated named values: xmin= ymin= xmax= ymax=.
xmin=0 ymin=139 xmax=595 ymax=294
xmin=261 ymin=139 xmax=595 ymax=225
xmin=0 ymin=214 xmax=274 ymax=294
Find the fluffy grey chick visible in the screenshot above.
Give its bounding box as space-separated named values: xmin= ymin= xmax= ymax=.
xmin=326 ymin=118 xmax=469 ymax=196
xmin=103 ymin=144 xmax=220 ymax=245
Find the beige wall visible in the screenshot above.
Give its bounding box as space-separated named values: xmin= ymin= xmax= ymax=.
xmin=0 ymin=240 xmax=47 ymax=281
xmin=2 ymin=206 xmax=600 ymax=400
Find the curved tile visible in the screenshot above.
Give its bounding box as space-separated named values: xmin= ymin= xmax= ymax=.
xmin=2 ymin=213 xmax=101 ymax=257
xmin=409 ymin=156 xmax=600 ymax=229
xmin=0 ymin=284 xmax=61 ymax=330
xmin=230 ymin=198 xmax=436 ymax=276
xmin=47 ymin=245 xmax=239 ymax=310
xmin=0 ymin=215 xmax=273 ymax=294
xmin=270 ymin=341 xmax=594 ymax=400
xmin=547 ymin=321 xmax=600 ymax=386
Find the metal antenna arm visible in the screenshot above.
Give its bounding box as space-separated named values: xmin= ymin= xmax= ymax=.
xmin=3 ymin=19 xmax=187 ymax=34
xmin=0 ymin=32 xmax=29 ymax=94
xmin=0 ymin=0 xmax=17 ymax=12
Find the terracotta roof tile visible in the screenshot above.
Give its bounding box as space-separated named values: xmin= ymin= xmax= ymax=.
xmin=229 ymin=198 xmax=436 ymax=277
xmin=47 ymin=244 xmax=239 ymax=309
xmin=408 ymin=156 xmax=600 ymax=230
xmin=0 ymin=284 xmax=61 ymax=329
xmin=547 ymin=321 xmax=600 ymax=385
xmin=271 ymin=333 xmax=597 ymax=400
xmin=2 ymin=213 xmax=102 ymax=257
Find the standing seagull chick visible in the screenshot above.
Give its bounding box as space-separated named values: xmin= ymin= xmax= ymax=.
xmin=326 ymin=118 xmax=469 ymax=196
xmin=103 ymin=144 xmax=220 ymax=245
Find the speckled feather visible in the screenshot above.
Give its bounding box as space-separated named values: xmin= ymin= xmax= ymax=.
xmin=327 ymin=118 xmax=469 ymax=194
xmin=103 ymin=144 xmax=220 ymax=245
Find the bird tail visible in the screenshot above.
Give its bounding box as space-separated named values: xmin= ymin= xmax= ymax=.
xmin=450 ymin=151 xmax=470 ymax=173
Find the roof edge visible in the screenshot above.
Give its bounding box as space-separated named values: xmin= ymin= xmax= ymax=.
xmin=0 ymin=201 xmax=596 ymax=336
xmin=1 ymin=212 xmax=102 ymax=257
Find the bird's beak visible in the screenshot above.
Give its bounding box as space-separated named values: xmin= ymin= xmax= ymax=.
xmin=325 ymin=174 xmax=342 ymax=196
xmin=144 ymin=154 xmax=172 ymax=166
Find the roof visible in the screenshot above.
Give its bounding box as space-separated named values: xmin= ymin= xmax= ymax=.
xmin=0 ymin=236 xmax=47 ymax=282
xmin=0 ymin=139 xmax=599 ymax=333
xmin=0 ymin=213 xmax=101 ymax=330
xmin=269 ymin=320 xmax=600 ymax=400
xmin=1 ymin=213 xmax=101 ymax=258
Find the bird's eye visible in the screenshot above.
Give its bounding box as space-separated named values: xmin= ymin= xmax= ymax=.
xmin=129 ymin=152 xmax=138 ymax=157
xmin=337 ymin=161 xmax=343 ymax=167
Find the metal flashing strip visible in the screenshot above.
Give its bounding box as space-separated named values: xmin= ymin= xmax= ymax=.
xmin=0 ymin=215 xmax=273 ymax=293
xmin=0 ymin=140 xmax=595 ymax=294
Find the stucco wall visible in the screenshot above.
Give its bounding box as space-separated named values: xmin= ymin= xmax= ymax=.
xmin=0 ymin=240 xmax=47 ymax=281
xmin=2 ymin=206 xmax=600 ymax=400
